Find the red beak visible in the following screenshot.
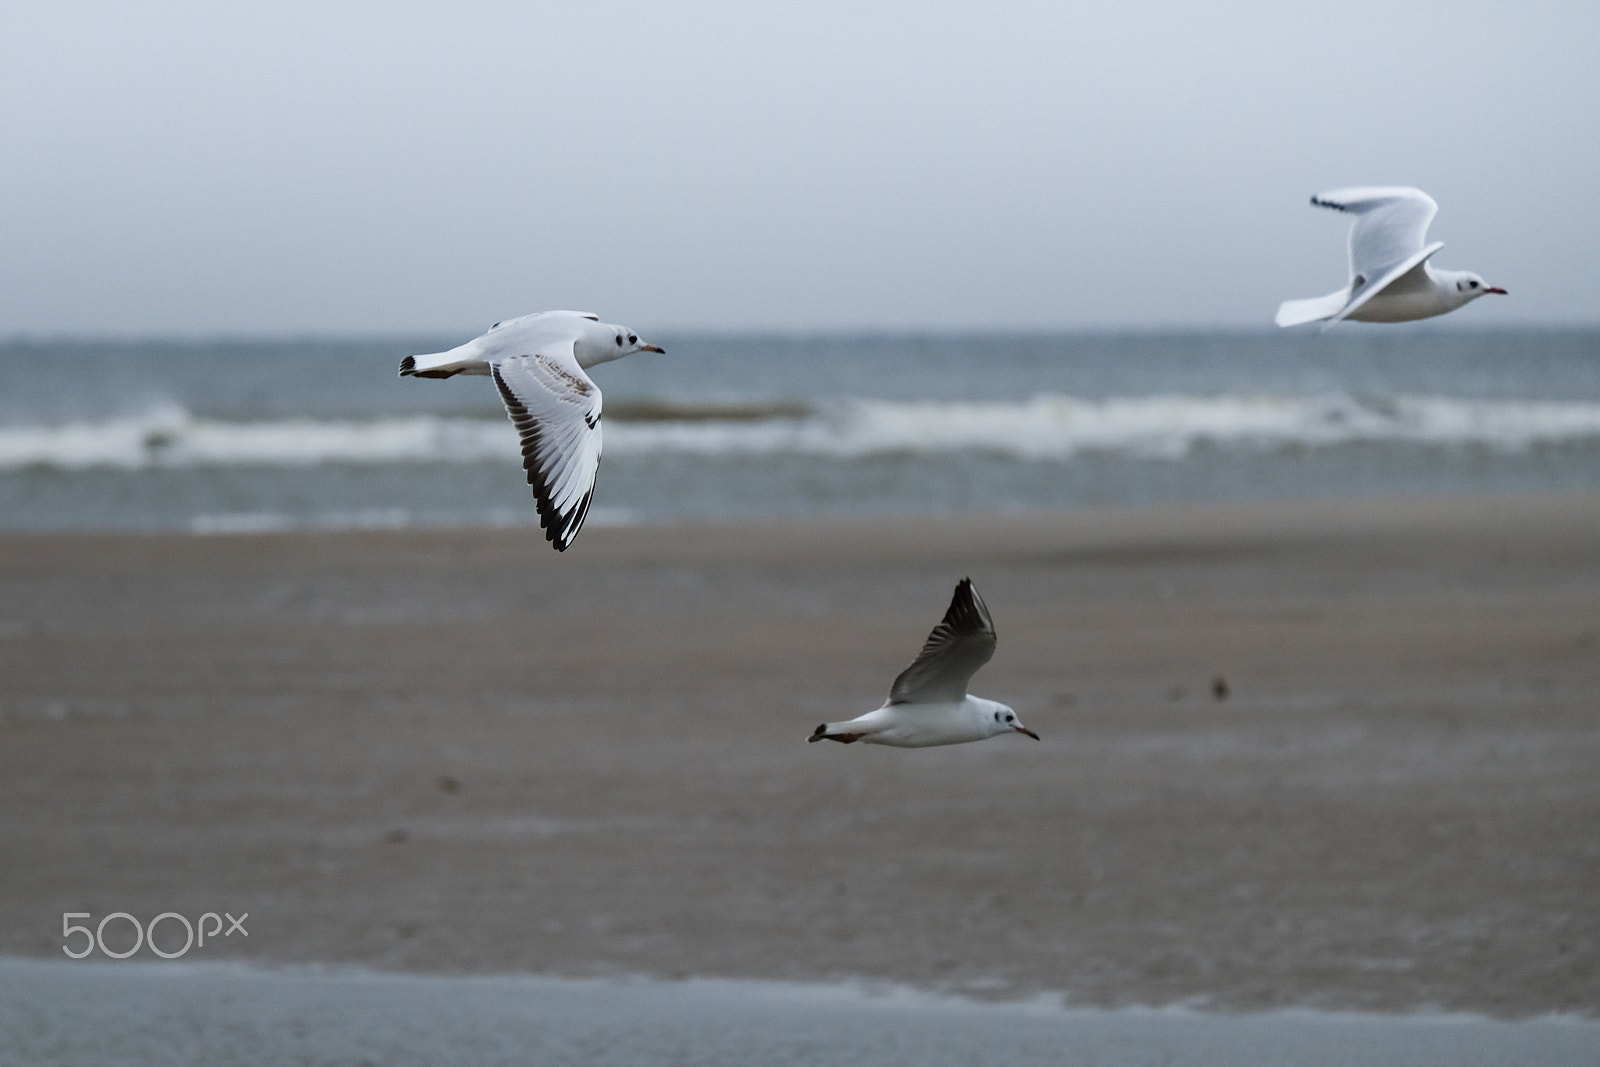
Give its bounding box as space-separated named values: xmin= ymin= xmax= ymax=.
xmin=1485 ymin=287 xmax=1508 ymax=295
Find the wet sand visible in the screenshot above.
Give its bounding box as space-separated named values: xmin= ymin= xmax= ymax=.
xmin=5 ymin=959 xmax=1599 ymax=1067
xmin=2 ymin=494 xmax=1597 ymax=1015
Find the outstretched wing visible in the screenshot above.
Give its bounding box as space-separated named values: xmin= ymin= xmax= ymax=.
xmin=1311 ymin=186 xmax=1439 ymax=282
xmin=491 ymin=343 xmax=603 ymax=551
xmin=888 ymin=578 xmax=997 ymax=704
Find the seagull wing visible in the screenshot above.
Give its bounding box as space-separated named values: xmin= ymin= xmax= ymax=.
xmin=888 ymin=578 xmax=997 ymax=704
xmin=1311 ymin=186 xmax=1439 ymax=282
xmin=477 ymin=310 xmax=600 ymax=355
xmin=490 ymin=341 xmax=604 ymax=551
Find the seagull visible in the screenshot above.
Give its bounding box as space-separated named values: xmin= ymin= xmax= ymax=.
xmin=809 ymin=578 xmax=1038 ymax=748
xmin=399 ymin=310 xmax=663 ymax=551
xmin=1275 ymin=186 xmax=1506 ymax=328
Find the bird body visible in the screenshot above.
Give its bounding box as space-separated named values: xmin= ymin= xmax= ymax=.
xmin=813 ymin=695 xmax=1026 ymax=748
xmin=809 ymin=578 xmax=1037 ymax=748
xmin=399 ymin=310 xmax=663 ymax=551
xmin=401 ymin=310 xmax=651 ymax=378
xmin=1276 ymin=187 xmax=1505 ymax=328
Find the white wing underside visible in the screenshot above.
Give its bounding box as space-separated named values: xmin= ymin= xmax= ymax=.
xmin=490 ymin=344 xmax=603 ymax=551
xmin=1315 ymin=187 xmax=1439 ymax=280
xmin=888 ymin=579 xmax=997 ymax=705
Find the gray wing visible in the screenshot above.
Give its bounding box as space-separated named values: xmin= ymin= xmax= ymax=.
xmin=888 ymin=578 xmax=997 ymax=704
xmin=490 ymin=343 xmax=603 ymax=551
xmin=1311 ymin=186 xmax=1439 ymax=282
xmin=476 ymin=310 xmax=599 ymax=360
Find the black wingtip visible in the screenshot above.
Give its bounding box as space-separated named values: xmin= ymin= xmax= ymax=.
xmin=398 ymin=355 xmax=416 ymax=377
xmin=946 ymin=577 xmax=988 ymax=629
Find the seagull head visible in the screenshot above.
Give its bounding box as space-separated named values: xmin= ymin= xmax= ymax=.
xmin=1453 ymin=272 xmax=1508 ymax=300
xmin=987 ymin=703 xmax=1039 ymax=741
xmin=611 ymin=327 xmax=664 ymax=356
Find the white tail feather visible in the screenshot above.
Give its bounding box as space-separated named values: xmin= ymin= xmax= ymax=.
xmin=1275 ymin=288 xmax=1350 ymax=328
xmin=398 ymin=341 xmax=490 ymax=378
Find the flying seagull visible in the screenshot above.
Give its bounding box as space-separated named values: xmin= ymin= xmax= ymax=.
xmin=809 ymin=578 xmax=1038 ymax=748
xmin=1275 ymin=186 xmax=1506 ymax=328
xmin=399 ymin=310 xmax=663 ymax=550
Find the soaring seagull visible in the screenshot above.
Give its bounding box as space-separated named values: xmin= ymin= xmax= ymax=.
xmin=809 ymin=578 xmax=1039 ymax=748
xmin=400 ymin=310 xmax=663 ymax=550
xmin=1276 ymin=187 xmax=1505 ymax=328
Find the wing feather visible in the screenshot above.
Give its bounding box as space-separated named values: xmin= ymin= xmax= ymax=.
xmin=491 ymin=346 xmax=603 ymax=551
xmin=1311 ymin=186 xmax=1438 ymax=282
xmin=888 ymin=578 xmax=997 ymax=704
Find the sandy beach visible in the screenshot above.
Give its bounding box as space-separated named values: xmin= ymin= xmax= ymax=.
xmin=2 ymin=493 xmax=1597 ymax=1016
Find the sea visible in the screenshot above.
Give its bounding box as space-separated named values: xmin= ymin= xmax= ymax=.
xmin=2 ymin=326 xmax=1598 ymax=533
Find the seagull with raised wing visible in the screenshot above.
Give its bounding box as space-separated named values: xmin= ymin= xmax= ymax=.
xmin=1275 ymin=186 xmax=1506 ymax=328
xmin=399 ymin=310 xmax=663 ymax=551
xmin=809 ymin=578 xmax=1038 ymax=748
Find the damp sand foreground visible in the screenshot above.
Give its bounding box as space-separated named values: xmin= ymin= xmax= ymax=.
xmin=1 ymin=496 xmax=1596 ymax=1056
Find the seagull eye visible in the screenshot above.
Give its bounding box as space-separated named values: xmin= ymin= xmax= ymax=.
xmin=1470 ymin=280 xmax=1479 ymax=289
xmin=628 ymin=334 xmax=637 ymax=345
xmin=1006 ymin=714 xmax=1014 ymax=722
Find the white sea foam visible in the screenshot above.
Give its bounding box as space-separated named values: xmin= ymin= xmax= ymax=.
xmin=613 ymin=393 xmax=1600 ymax=460
xmin=0 ymin=404 xmax=514 ymax=471
xmin=185 ymin=506 xmax=637 ymax=536
xmin=3 ymin=394 xmax=1600 ymax=472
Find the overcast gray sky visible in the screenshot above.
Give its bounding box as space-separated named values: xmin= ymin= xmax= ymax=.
xmin=4 ymin=1 xmax=1596 ymax=335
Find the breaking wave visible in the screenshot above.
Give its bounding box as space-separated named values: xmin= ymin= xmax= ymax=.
xmin=4 ymin=393 xmax=1600 ymax=472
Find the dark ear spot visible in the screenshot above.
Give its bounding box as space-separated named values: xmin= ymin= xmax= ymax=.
xmin=615 ymin=335 xmax=623 ymax=346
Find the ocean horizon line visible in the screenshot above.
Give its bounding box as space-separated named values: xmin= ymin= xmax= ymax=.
xmin=3 ymin=320 xmax=1595 ymax=346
